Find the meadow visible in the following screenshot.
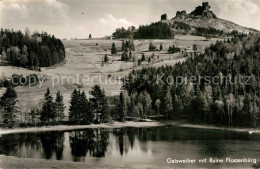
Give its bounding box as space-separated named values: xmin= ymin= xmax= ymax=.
xmin=0 ymin=35 xmax=224 ymax=115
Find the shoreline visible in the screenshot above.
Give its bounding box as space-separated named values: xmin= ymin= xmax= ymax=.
xmin=0 ymin=121 xmax=165 ymax=135
xmin=174 ymin=123 xmax=260 ymax=134
xmin=0 ymin=155 xmax=169 ymax=169
xmin=0 ymin=121 xmax=260 ymax=136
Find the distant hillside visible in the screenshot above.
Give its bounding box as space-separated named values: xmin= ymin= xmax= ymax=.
xmin=161 ymin=2 xmax=259 ymax=35
xmin=0 ymin=28 xmax=65 ymax=70
xmin=112 ymin=2 xmax=259 ymax=39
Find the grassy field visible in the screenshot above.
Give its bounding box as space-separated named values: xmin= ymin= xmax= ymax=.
xmin=0 ymin=35 xmax=224 ymax=115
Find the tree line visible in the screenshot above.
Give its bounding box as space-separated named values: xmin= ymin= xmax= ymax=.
xmin=112 ymin=26 xmax=136 ymax=39
xmin=134 ymin=22 xmax=174 ymax=39
xmin=112 ymin=22 xmax=174 ymax=39
xmin=0 ymin=28 xmax=65 ymax=70
xmin=0 ymin=84 xmax=130 ymax=127
xmin=123 ymin=33 xmax=260 ymax=127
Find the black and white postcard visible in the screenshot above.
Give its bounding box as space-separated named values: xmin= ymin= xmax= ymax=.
xmin=0 ymin=0 xmax=260 ymax=168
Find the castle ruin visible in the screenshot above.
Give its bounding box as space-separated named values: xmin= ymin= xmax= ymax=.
xmin=161 ymin=14 xmax=168 ymax=20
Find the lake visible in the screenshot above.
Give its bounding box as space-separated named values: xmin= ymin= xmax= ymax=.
xmin=0 ymin=126 xmax=259 ymax=168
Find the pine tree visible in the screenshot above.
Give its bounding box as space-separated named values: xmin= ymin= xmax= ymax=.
xmin=89 ymin=85 xmax=109 ymax=123
xmin=138 ymin=91 xmax=152 ymax=118
xmin=160 ymin=44 xmax=163 ymax=51
xmin=141 ymin=54 xmax=145 ymax=62
xmin=69 ymin=89 xmax=79 ymax=124
xmin=121 ymin=51 xmax=128 ymax=61
xmin=104 ymin=54 xmax=109 ymax=63
xmin=121 ymin=41 xmax=126 ymax=51
xmin=193 ymin=44 xmax=198 ymax=53
xmin=148 ymin=57 xmax=151 ymax=63
xmin=149 ymin=42 xmax=154 ymax=51
xmin=129 ymin=51 xmax=132 ymax=60
xmin=55 ymin=91 xmax=65 ymax=123
xmin=41 ymin=88 xmax=56 ymax=124
xmin=80 ymin=91 xmax=93 ymax=124
xmin=100 ymin=89 xmax=109 ymax=122
xmin=0 ymin=87 xmax=18 ymax=127
xmin=29 ymin=107 xmax=40 ymax=126
xmin=111 ymin=42 xmax=117 ymax=55
xmin=127 ymin=93 xmax=135 ymax=117
xmin=138 ymin=59 xmax=141 ymax=66
xmin=117 ymin=91 xmax=125 ymax=121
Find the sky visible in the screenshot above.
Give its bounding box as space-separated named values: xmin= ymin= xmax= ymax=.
xmin=0 ymin=0 xmax=259 ymax=39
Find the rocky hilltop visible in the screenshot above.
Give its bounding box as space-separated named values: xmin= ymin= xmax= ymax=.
xmin=160 ymin=2 xmax=258 ymax=35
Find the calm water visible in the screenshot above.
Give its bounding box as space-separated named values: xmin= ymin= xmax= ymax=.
xmin=0 ymin=126 xmax=260 ymax=168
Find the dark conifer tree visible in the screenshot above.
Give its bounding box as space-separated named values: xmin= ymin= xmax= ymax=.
xmin=141 ymin=54 xmax=145 ymax=62
xmin=41 ymin=88 xmax=56 ymax=123
xmin=55 ymin=91 xmax=65 ymax=123
xmin=121 ymin=41 xmax=126 ymax=51
xmin=149 ymin=42 xmax=156 ymax=51
xmin=160 ymin=44 xmax=163 ymax=51
xmin=117 ymin=91 xmax=125 ymax=121
xmin=121 ymin=51 xmax=128 ymax=61
xmin=0 ymin=86 xmax=18 ymax=127
xmin=79 ymin=91 xmax=93 ymax=124
xmin=111 ymin=42 xmax=117 ymax=55
xmin=69 ymin=89 xmax=79 ymax=124
xmin=89 ymin=85 xmax=109 ymax=123
xmin=104 ymin=54 xmax=109 ymax=63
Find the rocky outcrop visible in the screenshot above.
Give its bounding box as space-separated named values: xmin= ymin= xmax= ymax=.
xmin=159 ymin=2 xmax=259 ymax=35
xmin=189 ymin=2 xmax=217 ymax=18
xmin=174 ymin=2 xmax=216 ymax=20
xmin=161 ymin=14 xmax=168 ymax=20
xmin=176 ymin=10 xmax=187 ymax=19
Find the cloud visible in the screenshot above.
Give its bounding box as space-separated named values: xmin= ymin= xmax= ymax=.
xmin=0 ymin=0 xmax=259 ymax=39
xmin=96 ymin=14 xmax=136 ymax=37
xmin=0 ymin=0 xmax=69 ymax=26
xmin=214 ymin=0 xmax=260 ymax=30
xmin=99 ymin=14 xmax=134 ymax=29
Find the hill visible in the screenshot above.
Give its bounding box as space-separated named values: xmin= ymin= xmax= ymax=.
xmin=112 ymin=2 xmax=259 ymax=39
xmin=0 ymin=29 xmax=65 ymax=70
xmin=161 ymin=2 xmax=259 ymax=35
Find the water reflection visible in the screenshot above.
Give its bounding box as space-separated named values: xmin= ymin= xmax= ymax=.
xmin=69 ymin=129 xmax=109 ymax=159
xmin=0 ymin=126 xmax=260 ymax=168
xmin=40 ymin=132 xmax=64 ymax=160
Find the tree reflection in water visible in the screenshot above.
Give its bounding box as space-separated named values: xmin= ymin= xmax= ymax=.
xmin=69 ymin=129 xmax=109 ymax=159
xmin=40 ymin=132 xmax=65 ymax=160
xmin=1 ymin=126 xmax=259 ymax=168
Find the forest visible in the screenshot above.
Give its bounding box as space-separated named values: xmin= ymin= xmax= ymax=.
xmin=112 ymin=26 xmax=136 ymax=39
xmin=1 ymin=31 xmax=260 ymax=128
xmin=0 ymin=28 xmax=65 ymax=70
xmin=112 ymin=22 xmax=242 ymax=39
xmin=134 ymin=22 xmax=173 ymax=39
xmin=123 ymin=33 xmax=260 ymax=127
xmin=192 ymin=27 xmax=224 ymax=37
xmin=113 ymin=22 xmax=173 ymax=39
